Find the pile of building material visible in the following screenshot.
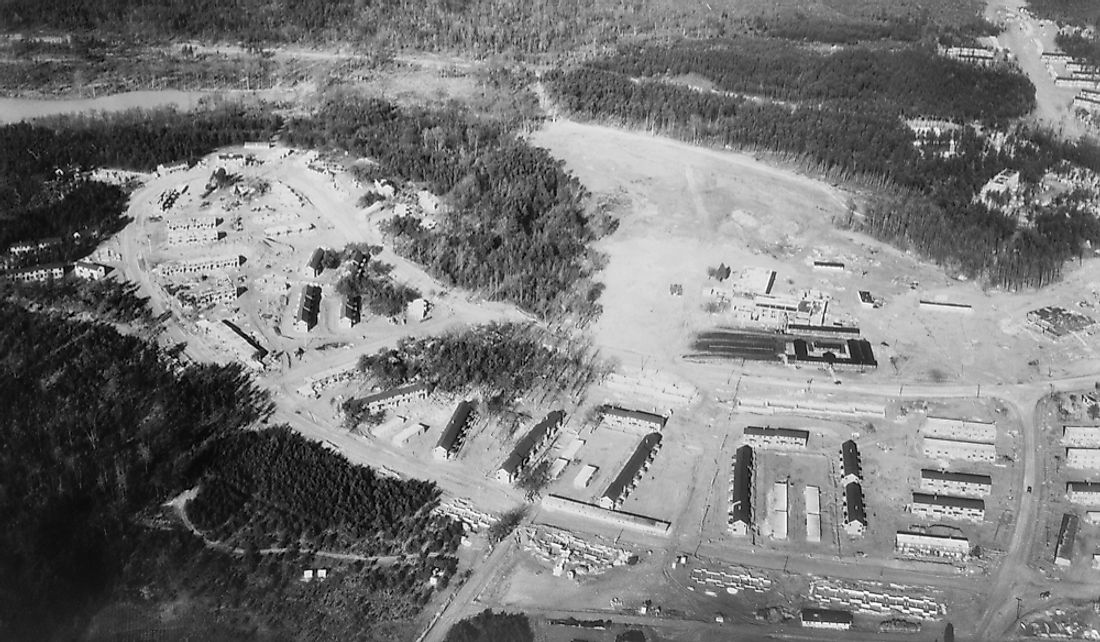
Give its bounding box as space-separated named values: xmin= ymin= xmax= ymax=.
xmin=433 ymin=497 xmax=498 ymax=533
xmin=520 ymin=526 xmax=632 ymax=577
xmin=688 ymin=566 xmax=773 ymax=594
xmin=809 ymin=580 xmax=945 ymax=620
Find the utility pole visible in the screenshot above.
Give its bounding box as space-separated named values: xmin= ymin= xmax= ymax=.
xmin=1016 ymin=596 xmax=1023 ymax=620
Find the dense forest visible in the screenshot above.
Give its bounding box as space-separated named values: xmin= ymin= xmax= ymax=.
xmin=0 ymin=302 xmax=271 ymax=639
xmin=444 ymin=609 xmax=534 ymax=642
xmin=1056 ymin=32 xmax=1100 ymax=66
xmin=546 ymin=40 xmax=1100 ymax=289
xmin=285 ymin=98 xmax=611 ymax=320
xmin=188 ymin=426 xmax=460 ymax=555
xmin=1026 ymin=0 xmax=1100 ymax=26
xmin=358 ymin=323 xmax=595 ymax=410
xmin=0 ymin=0 xmax=988 ymax=54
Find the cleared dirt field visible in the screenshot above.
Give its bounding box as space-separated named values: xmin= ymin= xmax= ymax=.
xmin=531 ymin=120 xmax=1100 ymax=390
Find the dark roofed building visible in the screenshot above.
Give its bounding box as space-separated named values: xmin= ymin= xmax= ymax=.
xmin=800 ymin=608 xmax=853 ymax=630
xmin=294 ymin=284 xmax=321 ymax=332
xmin=729 ymin=445 xmax=754 ymax=536
xmin=598 ymin=433 xmax=662 ymax=510
xmin=788 ymin=338 xmax=877 ymax=371
xmin=786 ymin=323 xmax=861 ymax=339
xmin=843 ymin=482 xmax=867 ymax=536
xmin=340 ymin=295 xmax=361 ymax=328
xmin=600 ymin=405 xmax=667 ymax=433
xmin=305 ymin=247 xmax=325 ymax=277
xmin=840 ymin=440 xmax=862 ymax=485
xmin=911 ymin=493 xmax=985 ymax=522
xmin=361 ymin=382 xmax=432 ymax=413
xmin=920 ymin=469 xmax=992 ymax=497
xmin=1056 ymin=513 xmax=1079 ymax=566
xmin=434 ymin=400 xmax=475 ymax=460
xmin=496 ymin=410 xmax=566 ymax=483
xmin=744 ymin=425 xmax=809 ymax=450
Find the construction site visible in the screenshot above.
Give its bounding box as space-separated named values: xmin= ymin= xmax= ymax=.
xmin=60 ymin=105 xmax=1100 ymax=641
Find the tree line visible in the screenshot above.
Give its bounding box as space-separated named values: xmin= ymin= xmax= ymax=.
xmin=587 ymin=39 xmax=1035 ymax=122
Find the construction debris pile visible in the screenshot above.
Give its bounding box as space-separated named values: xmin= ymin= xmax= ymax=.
xmin=520 ymin=526 xmax=633 ymax=578
xmin=809 ymin=579 xmax=945 ymax=620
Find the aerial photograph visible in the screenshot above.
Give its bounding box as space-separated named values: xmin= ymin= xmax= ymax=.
xmin=6 ymin=0 xmax=1100 ymax=640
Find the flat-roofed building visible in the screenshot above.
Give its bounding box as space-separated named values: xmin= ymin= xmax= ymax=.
xmin=895 ymin=531 xmax=970 ymax=560
xmin=786 ymin=338 xmax=878 ymax=371
xmin=840 ymin=440 xmax=862 ymax=485
xmin=800 ymin=608 xmax=853 ymax=630
xmin=744 ymin=425 xmax=809 ymax=450
xmin=806 ymin=484 xmax=821 ymax=543
xmin=843 ymin=482 xmax=867 ymax=536
xmin=1064 ymin=425 xmax=1100 ymax=447
xmin=923 ymin=416 xmax=996 ymax=443
xmin=729 ymin=445 xmax=753 ymax=537
xmin=922 ymin=436 xmax=996 ymax=463
xmin=4 ymin=263 xmax=65 ymax=283
xmin=911 ymin=493 xmax=985 ymax=522
xmin=1056 ymin=513 xmax=1079 ymax=566
xmin=920 ymin=469 xmax=992 ymax=497
xmin=361 ymin=382 xmax=431 ymax=413
xmin=433 ymin=400 xmax=475 ymax=461
xmin=495 ymin=410 xmax=566 ymax=483
xmin=541 ymin=494 xmax=671 ymax=537
xmin=1066 ymin=447 xmax=1100 ymax=470
xmin=1067 ymin=481 xmax=1100 ymax=504
xmin=73 ymin=261 xmax=108 ymax=280
xmin=600 ymin=406 xmax=667 ymax=434
xmin=598 ymin=432 xmax=662 ymax=509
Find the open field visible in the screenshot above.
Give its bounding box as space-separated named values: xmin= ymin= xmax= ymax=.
xmin=531 ymin=119 xmax=1100 ymax=390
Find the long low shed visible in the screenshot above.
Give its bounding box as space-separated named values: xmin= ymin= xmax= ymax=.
xmin=922 ymin=436 xmax=996 ymax=463
xmin=541 ymin=494 xmax=671 ymax=537
xmin=1064 ymin=425 xmax=1100 ymax=447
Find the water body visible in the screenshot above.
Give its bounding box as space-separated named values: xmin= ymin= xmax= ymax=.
xmin=0 ymin=88 xmax=294 ymax=124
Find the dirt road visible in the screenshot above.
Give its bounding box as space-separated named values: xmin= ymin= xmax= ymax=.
xmin=985 ymin=0 xmax=1086 ymax=138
